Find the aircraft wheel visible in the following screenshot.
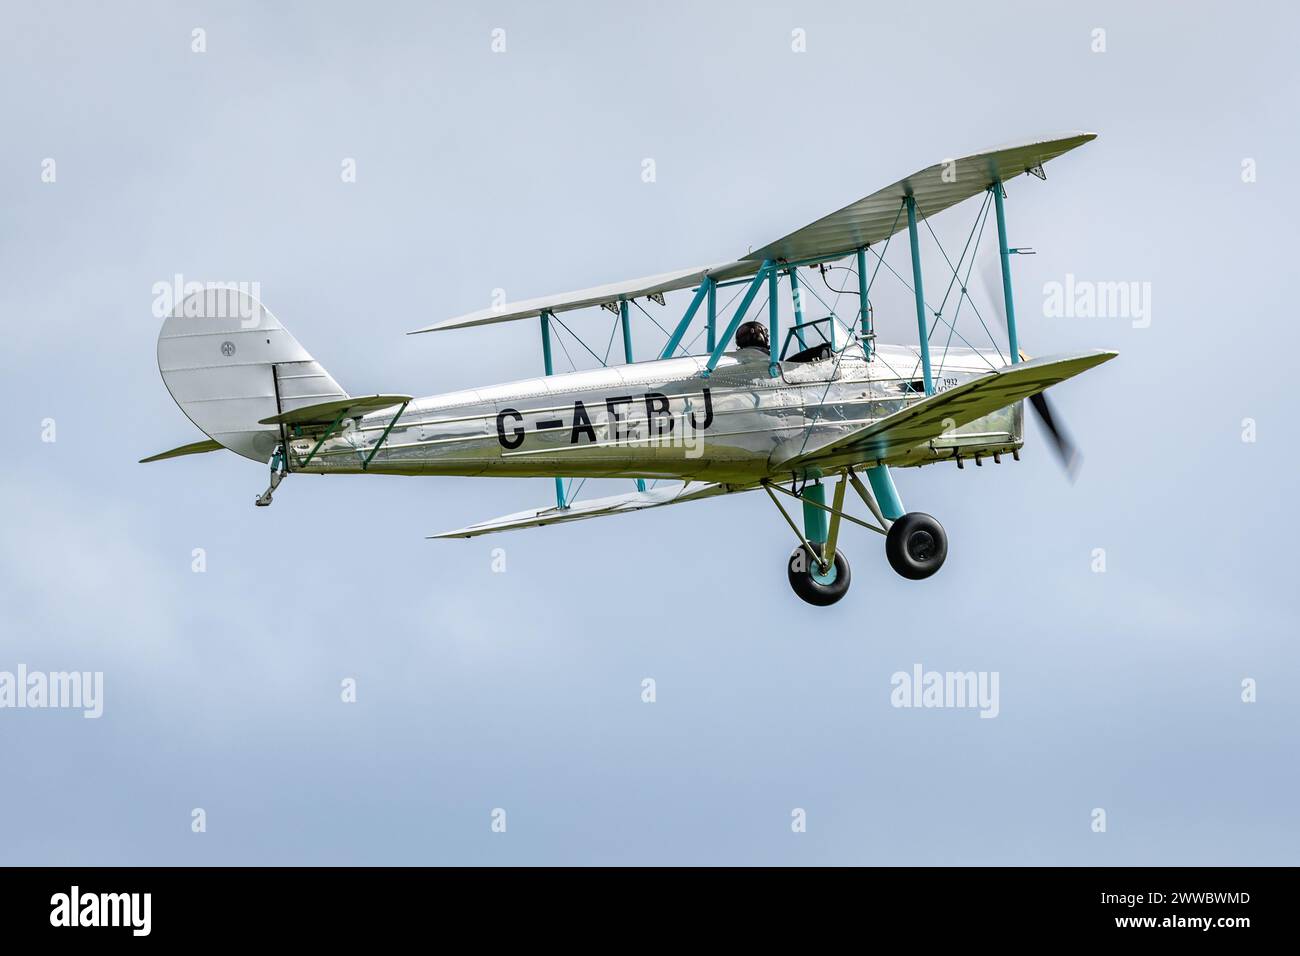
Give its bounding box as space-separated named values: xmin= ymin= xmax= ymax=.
xmin=885 ymin=512 xmax=948 ymax=580
xmin=787 ymin=543 xmax=851 ymax=606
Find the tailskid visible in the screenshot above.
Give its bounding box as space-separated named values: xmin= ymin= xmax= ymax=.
xmin=254 ymin=446 xmax=288 ymax=507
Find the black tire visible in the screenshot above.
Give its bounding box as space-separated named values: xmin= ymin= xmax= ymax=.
xmin=885 ymin=512 xmax=947 ymax=580
xmin=787 ymin=542 xmax=851 ymax=606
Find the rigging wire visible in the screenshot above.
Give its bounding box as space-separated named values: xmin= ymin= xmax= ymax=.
xmin=601 ymin=313 xmax=621 ymax=366
xmin=918 ymin=194 xmax=1002 ymax=362
xmin=864 ymin=244 xmax=999 ymax=374
xmin=631 ymin=297 xmax=675 ymax=340
xmin=931 ymin=193 xmax=996 ymax=375
xmin=549 ymin=312 xmax=608 ymax=367
xmin=552 ymin=322 xmax=579 ymax=372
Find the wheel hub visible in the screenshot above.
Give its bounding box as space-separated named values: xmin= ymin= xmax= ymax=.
xmin=811 ymin=560 xmax=838 ymax=585
xmin=907 ymin=530 xmax=936 ymax=561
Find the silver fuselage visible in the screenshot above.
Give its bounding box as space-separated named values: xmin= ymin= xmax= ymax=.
xmin=288 ymin=344 xmax=1023 ymax=484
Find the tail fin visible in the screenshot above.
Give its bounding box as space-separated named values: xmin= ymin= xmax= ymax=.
xmin=157 ymin=288 xmax=347 ymax=462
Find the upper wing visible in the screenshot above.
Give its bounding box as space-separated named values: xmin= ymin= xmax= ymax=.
xmin=429 ymin=481 xmax=749 ymax=538
xmin=412 ymin=132 xmax=1094 ymax=335
xmin=775 ymin=351 xmax=1117 ymax=469
xmin=748 ymin=132 xmax=1095 ymax=262
xmin=409 ymin=263 xmax=755 ymax=334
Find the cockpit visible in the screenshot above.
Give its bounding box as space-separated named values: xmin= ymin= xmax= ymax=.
xmin=734 ymin=314 xmax=858 ymax=363
xmin=780 ymin=315 xmax=856 ymax=363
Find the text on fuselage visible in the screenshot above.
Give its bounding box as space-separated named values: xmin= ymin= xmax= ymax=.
xmin=496 ymin=388 xmax=713 ymax=449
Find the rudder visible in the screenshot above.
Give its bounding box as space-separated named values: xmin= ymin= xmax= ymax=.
xmin=156 ymin=288 xmax=347 ymax=462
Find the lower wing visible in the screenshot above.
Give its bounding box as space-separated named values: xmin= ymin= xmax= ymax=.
xmin=774 ymin=350 xmax=1117 ymax=470
xmin=429 ymin=481 xmax=752 ymax=538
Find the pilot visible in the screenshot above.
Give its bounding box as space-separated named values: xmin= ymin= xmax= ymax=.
xmin=735 ymin=320 xmax=769 ymax=352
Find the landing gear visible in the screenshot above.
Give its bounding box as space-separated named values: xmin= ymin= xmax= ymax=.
xmin=787 ymin=542 xmax=851 ymax=606
xmin=765 ymin=468 xmax=948 ymax=605
xmin=767 ymin=478 xmax=854 ymax=606
xmin=255 ymin=446 xmax=287 ymax=507
xmin=885 ymin=512 xmax=948 ymax=580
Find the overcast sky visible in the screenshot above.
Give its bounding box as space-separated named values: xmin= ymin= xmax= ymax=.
xmin=2 ymin=0 xmax=1296 ymax=864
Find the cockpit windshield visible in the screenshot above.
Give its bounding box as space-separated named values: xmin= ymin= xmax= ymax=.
xmin=781 ymin=315 xmax=857 ymax=363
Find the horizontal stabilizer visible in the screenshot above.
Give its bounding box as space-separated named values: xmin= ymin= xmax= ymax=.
xmin=139 ymin=438 xmax=224 ymax=464
xmin=776 ymin=350 xmax=1117 ymax=469
xmin=258 ymin=394 xmax=412 ymax=428
xmin=430 ymin=481 xmax=746 ymax=539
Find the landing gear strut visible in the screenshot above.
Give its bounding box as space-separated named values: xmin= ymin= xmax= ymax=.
xmin=767 ymin=478 xmax=856 ymax=607
xmin=255 ymin=446 xmax=287 ymax=507
xmin=765 ymin=466 xmax=949 ymax=605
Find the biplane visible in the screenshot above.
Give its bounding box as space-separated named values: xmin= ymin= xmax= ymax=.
xmin=144 ymin=132 xmax=1115 ymax=605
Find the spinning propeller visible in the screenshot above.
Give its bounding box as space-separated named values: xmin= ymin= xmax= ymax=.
xmin=978 ymin=259 xmax=1083 ymax=481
